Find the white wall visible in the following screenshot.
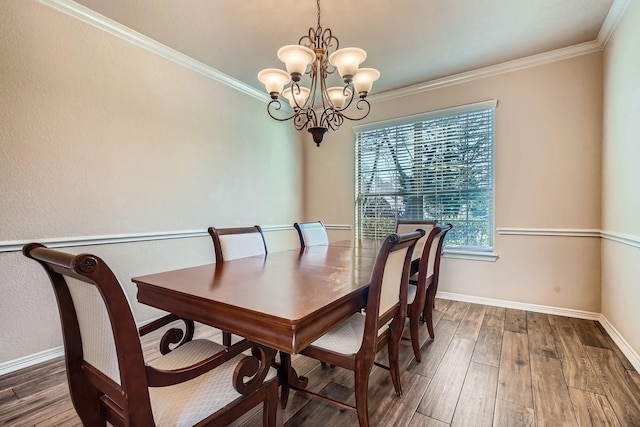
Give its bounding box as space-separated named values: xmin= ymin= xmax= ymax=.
xmin=601 ymin=0 xmax=640 ymax=358
xmin=305 ymin=53 xmax=603 ymax=314
xmin=0 ymin=0 xmax=303 ymax=364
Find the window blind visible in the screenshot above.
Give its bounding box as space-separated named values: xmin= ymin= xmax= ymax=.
xmin=354 ymin=100 xmax=496 ymax=251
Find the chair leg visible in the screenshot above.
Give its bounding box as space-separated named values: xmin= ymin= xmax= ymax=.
xmin=409 ymin=310 xmax=422 ymax=362
xmin=388 ymin=336 xmax=403 ymax=397
xmin=424 ymin=290 xmax=436 ymax=339
xmin=354 ymin=368 xmax=370 ymax=427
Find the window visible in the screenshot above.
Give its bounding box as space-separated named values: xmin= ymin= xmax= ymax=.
xmin=354 ymin=100 xmax=496 ymax=252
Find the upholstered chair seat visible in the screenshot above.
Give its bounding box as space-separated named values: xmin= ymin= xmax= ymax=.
xmin=309 ymin=312 xmax=367 ymax=355
xmin=148 ymin=339 xmax=277 ymax=426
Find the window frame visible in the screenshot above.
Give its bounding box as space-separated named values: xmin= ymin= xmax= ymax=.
xmin=353 ymin=99 xmax=497 ymax=254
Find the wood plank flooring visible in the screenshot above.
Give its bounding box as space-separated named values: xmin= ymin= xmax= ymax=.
xmin=1 ymin=299 xmax=639 ymax=426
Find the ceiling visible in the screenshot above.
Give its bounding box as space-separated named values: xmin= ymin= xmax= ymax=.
xmin=73 ymin=0 xmax=616 ymax=95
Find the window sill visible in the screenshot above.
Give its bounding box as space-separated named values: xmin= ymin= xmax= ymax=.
xmin=443 ymin=249 xmax=498 ymax=262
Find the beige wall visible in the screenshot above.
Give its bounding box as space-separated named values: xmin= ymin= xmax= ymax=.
xmin=305 ymin=53 xmax=603 ymax=313
xmin=601 ymin=0 xmax=640 ymax=356
xmin=0 ymin=1 xmax=303 ymax=364
xmin=2 ymin=0 xmax=638 ymax=368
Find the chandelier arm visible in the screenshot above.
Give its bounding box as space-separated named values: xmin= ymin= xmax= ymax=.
xmin=333 ymin=98 xmax=372 ymax=122
xmin=290 ymin=82 xmax=305 ymax=110
xmin=265 ymin=100 xmax=302 ymax=123
xmin=321 ymin=110 xmax=345 ymax=131
xmin=319 ymin=68 xmax=332 ymax=111
xmin=293 ymin=111 xmax=312 ymax=131
xmin=331 ymin=83 xmax=357 ymax=113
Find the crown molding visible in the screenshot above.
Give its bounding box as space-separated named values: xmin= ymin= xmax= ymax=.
xmin=369 ymin=40 xmax=603 ymax=103
xmin=36 ymin=0 xmax=269 ymax=102
xmin=597 ymin=0 xmax=632 ymax=46
xmin=37 ymin=0 xmax=625 ymax=107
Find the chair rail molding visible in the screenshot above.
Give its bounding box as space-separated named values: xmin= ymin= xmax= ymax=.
xmin=497 ymin=227 xmax=640 ymax=249
xmin=0 ymin=224 xmax=352 ymax=252
xmin=497 ymin=227 xmax=602 ymax=237
xmin=4 ymin=227 xmax=639 ymax=253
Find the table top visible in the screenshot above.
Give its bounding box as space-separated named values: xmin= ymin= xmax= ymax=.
xmin=133 ymin=241 xmax=382 ymax=353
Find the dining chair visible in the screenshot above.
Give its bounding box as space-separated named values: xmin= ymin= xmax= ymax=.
xmin=421 ymin=223 xmax=453 ymax=340
xmin=208 ymin=225 xmax=267 ymax=345
xmin=396 ymin=219 xmax=437 ymax=276
xmin=23 ymin=243 xmax=279 ymax=426
xmin=405 ymin=224 xmax=453 ymax=361
xmin=293 ymin=220 xmax=329 ymax=247
xmin=293 ymin=230 xmax=425 ymax=427
xmin=208 ymin=225 xmax=267 ymax=261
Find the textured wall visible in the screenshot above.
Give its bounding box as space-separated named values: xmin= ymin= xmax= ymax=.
xmin=601 ymin=0 xmax=640 ymax=357
xmin=0 ymin=0 xmax=303 ymax=364
xmin=305 ymin=52 xmax=604 ymax=313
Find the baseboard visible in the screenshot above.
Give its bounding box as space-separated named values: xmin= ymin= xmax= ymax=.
xmin=598 ymin=315 xmax=640 ymax=372
xmin=438 ymin=291 xmax=601 ymax=320
xmin=439 ymin=292 xmax=640 ymax=371
xmin=0 ymin=346 xmax=64 ymax=376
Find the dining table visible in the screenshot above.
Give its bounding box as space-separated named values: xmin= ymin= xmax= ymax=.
xmin=132 ymin=240 xmax=386 ymax=406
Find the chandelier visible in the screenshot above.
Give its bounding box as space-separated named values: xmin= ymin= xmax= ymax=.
xmin=257 ymin=0 xmax=380 ymax=146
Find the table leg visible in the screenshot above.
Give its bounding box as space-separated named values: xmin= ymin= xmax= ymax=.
xmin=278 ymin=351 xmax=309 ymax=409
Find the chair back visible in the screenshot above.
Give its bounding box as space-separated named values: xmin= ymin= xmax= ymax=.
xmin=396 ymin=219 xmax=437 ymax=262
xmin=424 ymin=223 xmax=453 ymax=292
xmin=208 ymin=225 xmax=267 ymax=261
xmin=361 ymin=230 xmax=424 ymax=354
xmin=294 ymin=221 xmax=329 ymax=247
xmin=22 ymin=243 xmax=154 ymax=423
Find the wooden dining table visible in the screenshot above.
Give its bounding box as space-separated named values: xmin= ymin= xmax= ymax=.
xmin=132 ymin=240 xmax=385 ymax=405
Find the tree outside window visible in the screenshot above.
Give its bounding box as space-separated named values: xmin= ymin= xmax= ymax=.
xmin=355 ymin=101 xmax=495 ymax=251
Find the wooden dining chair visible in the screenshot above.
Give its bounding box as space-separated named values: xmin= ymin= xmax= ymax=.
xmin=208 ymin=225 xmax=267 ymax=345
xmin=293 ymin=220 xmax=329 ymax=247
xmin=293 ymin=230 xmax=425 ymax=427
xmin=23 ymin=243 xmax=280 ymax=426
xmin=421 ymin=224 xmax=453 ymax=340
xmin=405 ymin=224 xmax=453 ymax=361
xmin=208 ymin=225 xmax=268 ymax=261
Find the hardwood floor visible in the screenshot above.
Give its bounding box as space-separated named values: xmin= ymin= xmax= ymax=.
xmin=1 ymin=299 xmax=639 ymax=426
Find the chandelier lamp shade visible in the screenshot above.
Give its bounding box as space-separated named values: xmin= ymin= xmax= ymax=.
xmin=257 ymin=0 xmax=380 ymax=146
